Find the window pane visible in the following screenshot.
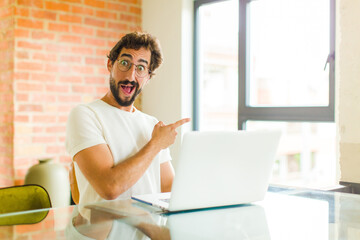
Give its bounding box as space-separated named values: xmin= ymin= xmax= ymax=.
xmin=248 ymin=0 xmax=330 ymax=107
xmin=197 ymin=0 xmax=238 ymax=131
xmin=246 ymin=121 xmax=336 ymax=188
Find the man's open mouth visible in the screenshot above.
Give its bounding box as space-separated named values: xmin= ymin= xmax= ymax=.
xmin=120 ymin=84 xmax=135 ymax=95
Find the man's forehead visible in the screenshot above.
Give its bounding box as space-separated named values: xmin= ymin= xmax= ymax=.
xmin=118 ymin=47 xmax=151 ymax=63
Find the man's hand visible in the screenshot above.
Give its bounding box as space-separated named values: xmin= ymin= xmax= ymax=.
xmin=151 ymin=118 xmax=191 ymax=150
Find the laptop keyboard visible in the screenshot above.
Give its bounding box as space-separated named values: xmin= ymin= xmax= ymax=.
xmin=159 ymin=198 xmax=170 ymax=203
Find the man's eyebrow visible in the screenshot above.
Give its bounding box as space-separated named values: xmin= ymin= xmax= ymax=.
xmin=119 ymin=53 xmax=149 ymax=65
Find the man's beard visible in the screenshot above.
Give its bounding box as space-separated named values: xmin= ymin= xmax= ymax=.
xmin=109 ymin=75 xmax=142 ymax=107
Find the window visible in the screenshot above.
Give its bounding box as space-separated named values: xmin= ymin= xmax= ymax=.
xmin=194 ymin=0 xmax=336 ymax=188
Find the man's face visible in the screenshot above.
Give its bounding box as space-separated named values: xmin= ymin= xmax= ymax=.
xmin=108 ymin=47 xmax=151 ymax=107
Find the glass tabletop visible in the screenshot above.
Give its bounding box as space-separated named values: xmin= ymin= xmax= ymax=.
xmin=0 ymin=187 xmax=360 ymax=239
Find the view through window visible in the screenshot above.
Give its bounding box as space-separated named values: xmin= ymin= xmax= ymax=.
xmin=195 ymin=0 xmax=336 ymax=188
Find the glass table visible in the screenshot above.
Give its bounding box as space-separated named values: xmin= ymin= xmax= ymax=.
xmin=0 ymin=186 xmax=359 ymax=239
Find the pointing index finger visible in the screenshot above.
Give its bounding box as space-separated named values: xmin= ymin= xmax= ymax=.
xmin=171 ymin=118 xmax=191 ymax=129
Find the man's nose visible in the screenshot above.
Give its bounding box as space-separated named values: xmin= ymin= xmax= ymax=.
xmin=124 ymin=64 xmax=137 ymax=80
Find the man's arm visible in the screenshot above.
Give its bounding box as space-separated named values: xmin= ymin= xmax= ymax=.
xmin=160 ymin=161 xmax=175 ymax=192
xmin=74 ymin=118 xmax=190 ymax=200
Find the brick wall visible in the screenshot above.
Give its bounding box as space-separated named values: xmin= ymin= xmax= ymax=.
xmin=0 ymin=0 xmax=15 ymax=187
xmin=0 ymin=0 xmax=142 ymax=187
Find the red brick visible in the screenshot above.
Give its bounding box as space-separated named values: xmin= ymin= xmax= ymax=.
xmin=18 ymin=104 xmax=43 ymax=112
xmin=59 ymin=14 xmax=82 ymax=24
xmin=16 ymin=61 xmax=43 ymax=71
xmin=44 ymin=44 xmax=70 ymax=53
xmin=96 ymin=48 xmax=110 ymax=57
xmin=72 ymin=65 xmax=94 ymax=74
xmin=58 ymin=105 xmax=73 ymax=112
xmin=16 ymin=82 xmax=43 ymax=91
xmin=59 ymin=34 xmax=82 ymax=44
xmin=62 ymin=0 xmax=82 ymax=3
xmin=14 ymin=29 xmax=30 ymax=38
xmin=45 ymin=126 xmax=66 ymax=133
xmin=58 ymin=115 xmax=68 ymax=123
xmin=31 ymin=9 xmax=57 ymax=20
xmin=58 ymin=95 xmax=82 ymax=102
xmin=17 ymin=41 xmax=43 ymax=50
xmin=45 ymin=1 xmax=70 ymax=12
xmin=85 ymin=76 xmax=105 ymax=84
xmin=17 ymin=0 xmax=44 ymax=9
xmin=71 ymin=25 xmax=93 ymax=36
xmin=30 ymin=72 xmax=55 ymax=82
xmin=72 ymin=85 xmax=94 ymax=93
xmin=84 ymin=0 xmax=105 ymax=8
xmin=32 ymin=136 xmax=57 ymax=143
xmin=16 ymin=51 xmax=30 ymax=59
xmin=97 ymin=67 xmax=109 ymax=75
xmin=85 ymin=57 xmax=105 ymax=65
xmin=15 ymin=6 xmax=30 ymax=17
xmin=60 ymin=55 xmax=82 ymax=63
xmin=31 ymin=31 xmax=55 ymax=40
xmin=84 ymin=37 xmax=105 ymax=47
xmin=106 ymin=2 xmax=127 ymax=11
xmin=17 ymin=18 xmax=43 ymax=29
xmin=108 ymin=22 xmax=127 ymax=31
xmin=70 ymin=46 xmax=93 ymax=55
xmin=59 ymin=75 xmax=82 ymax=83
xmin=95 ymin=10 xmax=117 ymax=20
xmin=14 ymin=72 xmax=30 ymax=80
xmin=44 ymin=63 xmax=68 ymax=73
xmin=96 ymin=29 xmax=120 ymax=39
xmin=96 ymin=86 xmax=108 ymax=94
xmin=71 ymin=5 xmax=94 ymax=16
xmin=46 ymin=145 xmax=65 ymax=154
xmin=16 ymin=93 xmax=29 ymax=101
xmin=33 ymin=115 xmax=57 ymax=123
xmin=31 ymin=94 xmax=56 ymax=102
xmin=48 ymin=22 xmax=69 ymax=32
xmin=84 ymin=17 xmax=105 ymax=28
xmin=0 ymin=6 xmax=13 ymax=18
xmin=33 ymin=52 xmax=57 ymax=61
xmin=45 ymin=84 xmax=69 ymax=93
xmin=129 ymin=6 xmax=141 ymax=15
xmin=120 ymin=13 xmax=140 ymax=23
xmin=14 ymin=115 xmax=29 ymax=122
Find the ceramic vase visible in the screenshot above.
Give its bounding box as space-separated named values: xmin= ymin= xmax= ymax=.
xmin=25 ymin=158 xmax=70 ymax=207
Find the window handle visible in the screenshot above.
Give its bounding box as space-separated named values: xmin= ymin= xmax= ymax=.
xmin=324 ymin=52 xmax=335 ymax=70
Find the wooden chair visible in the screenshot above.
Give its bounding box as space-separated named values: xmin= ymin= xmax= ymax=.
xmin=69 ymin=162 xmax=80 ymax=204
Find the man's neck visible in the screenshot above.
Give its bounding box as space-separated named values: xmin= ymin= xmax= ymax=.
xmin=101 ymin=93 xmax=134 ymax=112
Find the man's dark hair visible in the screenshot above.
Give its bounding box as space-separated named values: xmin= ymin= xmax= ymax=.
xmin=107 ymin=32 xmax=163 ymax=77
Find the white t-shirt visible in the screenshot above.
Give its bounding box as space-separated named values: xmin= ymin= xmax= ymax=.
xmin=65 ymin=100 xmax=171 ymax=205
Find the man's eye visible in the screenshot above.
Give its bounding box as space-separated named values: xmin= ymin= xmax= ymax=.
xmin=137 ymin=65 xmax=145 ymax=72
xmin=120 ymin=60 xmax=129 ymax=66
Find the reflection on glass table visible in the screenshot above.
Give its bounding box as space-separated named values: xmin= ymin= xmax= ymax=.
xmin=1 ymin=188 xmax=360 ymax=239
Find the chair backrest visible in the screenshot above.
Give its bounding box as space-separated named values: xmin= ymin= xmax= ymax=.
xmin=0 ymin=184 xmax=51 ymax=225
xmin=69 ymin=162 xmax=80 ymax=204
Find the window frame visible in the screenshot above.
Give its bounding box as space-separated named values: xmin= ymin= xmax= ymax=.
xmin=193 ymin=0 xmax=336 ymax=130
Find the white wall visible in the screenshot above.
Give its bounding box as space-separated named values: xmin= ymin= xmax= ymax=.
xmin=142 ymin=0 xmax=193 ymax=168
xmin=337 ymin=0 xmax=360 ymax=183
xmin=142 ymin=0 xmax=360 ymax=184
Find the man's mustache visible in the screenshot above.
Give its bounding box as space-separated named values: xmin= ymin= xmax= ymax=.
xmin=118 ymin=80 xmax=137 ymax=87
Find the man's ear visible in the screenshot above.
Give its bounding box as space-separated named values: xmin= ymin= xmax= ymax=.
xmin=107 ymin=59 xmax=113 ymax=72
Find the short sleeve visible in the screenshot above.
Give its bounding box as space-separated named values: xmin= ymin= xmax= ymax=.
xmin=65 ymin=105 xmax=106 ymax=158
xmin=159 ymin=148 xmax=172 ymax=164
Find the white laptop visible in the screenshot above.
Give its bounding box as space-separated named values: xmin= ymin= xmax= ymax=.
xmin=132 ymin=130 xmax=281 ymax=212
